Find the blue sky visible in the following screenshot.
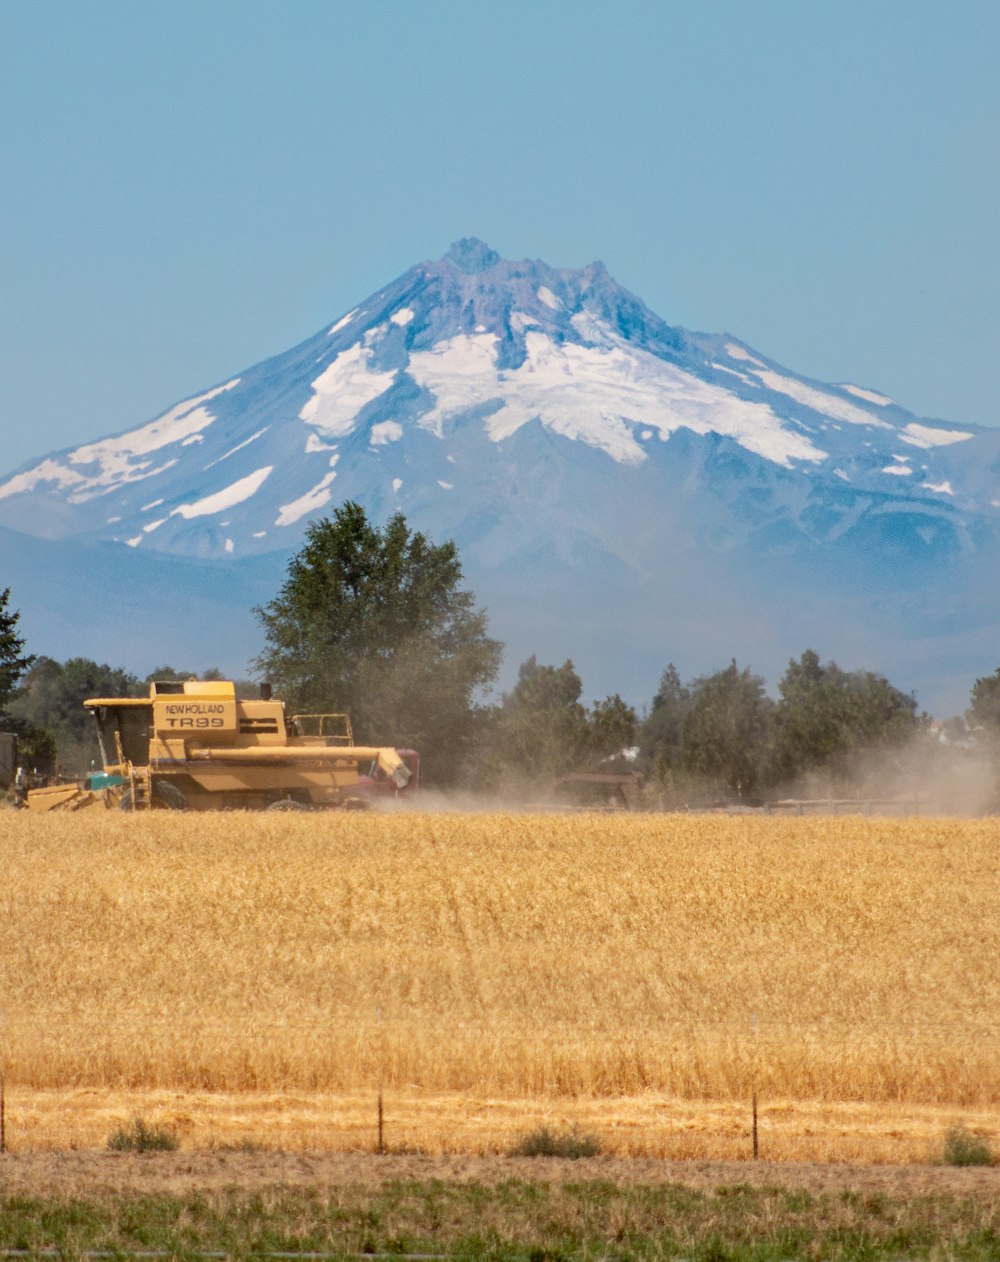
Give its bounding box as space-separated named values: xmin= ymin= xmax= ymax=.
xmin=2 ymin=0 xmax=997 ymax=474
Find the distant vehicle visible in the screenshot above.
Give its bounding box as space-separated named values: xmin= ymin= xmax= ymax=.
xmin=551 ymin=771 xmax=644 ymax=812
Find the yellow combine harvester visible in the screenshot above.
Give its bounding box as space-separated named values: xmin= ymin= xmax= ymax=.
xmin=25 ymin=678 xmax=409 ymax=812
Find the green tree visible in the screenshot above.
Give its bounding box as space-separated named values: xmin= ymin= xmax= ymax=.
xmin=0 ymin=587 xmax=55 ymax=772
xmin=681 ymin=660 xmax=776 ymax=799
xmin=487 ymin=657 xmax=591 ymax=785
xmin=968 ymin=667 xmax=1000 ymax=734
xmin=0 ymin=586 xmax=34 ymax=712
xmin=587 ymin=693 xmax=638 ymax=761
xmin=483 ymin=660 xmax=637 ymax=791
xmin=145 ymin=665 xmax=226 ymax=684
xmin=11 ymin=657 xmax=142 ymax=774
xmin=639 ymin=663 xmax=691 ymax=771
xmin=775 ymin=649 xmax=918 ymax=786
xmin=254 ymin=503 xmax=502 ymax=783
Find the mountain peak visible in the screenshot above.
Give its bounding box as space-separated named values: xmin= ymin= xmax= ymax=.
xmin=0 ymin=239 xmax=986 ymax=581
xmin=444 ymin=237 xmax=501 ymax=274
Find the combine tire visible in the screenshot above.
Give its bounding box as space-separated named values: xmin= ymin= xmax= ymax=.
xmin=119 ymin=782 xmax=187 ymax=811
xmin=267 ymin=797 xmax=310 ymax=812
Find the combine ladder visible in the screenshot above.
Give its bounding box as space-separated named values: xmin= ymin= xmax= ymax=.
xmin=114 ymin=733 xmax=154 ymax=810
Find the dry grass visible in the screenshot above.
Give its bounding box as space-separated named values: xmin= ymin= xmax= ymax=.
xmin=2 ymin=811 xmax=999 ymax=1157
xmin=7 ymin=1086 xmax=1000 ymax=1164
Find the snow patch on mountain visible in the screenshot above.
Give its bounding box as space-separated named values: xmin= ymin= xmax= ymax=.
xmin=407 ymin=334 xmax=502 ymax=439
xmin=276 ymin=471 xmax=338 ymax=527
xmin=725 ymin=343 xmax=766 ymax=367
xmin=206 ymin=426 xmax=270 ymax=469
xmin=842 ymin=384 xmax=894 ymax=406
xmin=0 ymin=457 xmax=87 ymax=499
xmin=304 ymin=432 xmax=337 ymax=454
xmin=300 ymin=345 xmax=395 ymax=436
xmin=328 ymin=309 xmax=359 ymax=335
xmin=172 ymin=466 xmax=273 ymax=519
xmin=0 ymin=379 xmax=240 ymax=503
xmin=749 ymin=368 xmax=889 ymax=429
xmin=901 ymin=422 xmax=973 ymax=449
xmin=398 ymin=324 xmax=826 ymax=468
xmin=370 ymin=421 xmax=403 ymax=445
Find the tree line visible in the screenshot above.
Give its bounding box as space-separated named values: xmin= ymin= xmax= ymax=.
xmin=3 ymin=503 xmax=1000 ymax=804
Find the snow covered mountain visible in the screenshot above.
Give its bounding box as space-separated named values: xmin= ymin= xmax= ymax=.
xmin=2 ymin=236 xmax=995 ymax=563
xmin=2 ymin=238 xmax=998 ymax=712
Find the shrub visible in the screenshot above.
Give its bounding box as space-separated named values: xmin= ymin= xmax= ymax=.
xmin=941 ymin=1125 xmax=994 ymax=1167
xmin=107 ymin=1115 xmax=179 ymax=1153
xmin=510 ymin=1127 xmax=601 ymax=1159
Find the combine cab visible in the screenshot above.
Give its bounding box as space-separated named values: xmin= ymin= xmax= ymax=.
xmin=28 ymin=679 xmax=410 ymax=811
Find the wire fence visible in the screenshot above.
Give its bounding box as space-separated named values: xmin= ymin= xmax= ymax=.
xmin=2 ymin=1011 xmax=999 ymax=1162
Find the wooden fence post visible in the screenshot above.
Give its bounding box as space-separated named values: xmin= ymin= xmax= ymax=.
xmin=751 ymin=1012 xmax=759 ymax=1159
xmin=377 ymin=1005 xmax=385 ymax=1155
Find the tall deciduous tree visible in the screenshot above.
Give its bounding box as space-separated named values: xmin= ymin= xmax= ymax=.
xmin=587 ymin=693 xmax=638 ymax=761
xmin=775 ymin=649 xmax=918 ymax=785
xmin=254 ymin=503 xmax=502 ymax=782
xmin=681 ymin=660 xmax=776 ymax=798
xmin=489 ymin=657 xmax=591 ymax=783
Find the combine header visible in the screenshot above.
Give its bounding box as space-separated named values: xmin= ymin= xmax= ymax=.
xmin=25 ymin=679 xmax=410 ymax=811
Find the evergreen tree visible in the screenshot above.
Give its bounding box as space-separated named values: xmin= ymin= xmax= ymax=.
xmin=0 ymin=586 xmax=34 ymax=713
xmin=639 ymin=663 xmax=691 ymax=771
xmin=0 ymin=587 xmax=54 ymax=772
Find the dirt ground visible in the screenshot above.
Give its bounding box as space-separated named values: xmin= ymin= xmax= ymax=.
xmin=1 ymin=1150 xmax=999 ymax=1201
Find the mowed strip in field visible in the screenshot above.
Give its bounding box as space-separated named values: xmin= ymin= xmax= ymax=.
xmin=2 ymin=811 xmax=999 ymax=1158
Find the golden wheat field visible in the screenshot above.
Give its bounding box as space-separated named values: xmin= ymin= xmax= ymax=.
xmin=2 ymin=809 xmax=999 ymax=1160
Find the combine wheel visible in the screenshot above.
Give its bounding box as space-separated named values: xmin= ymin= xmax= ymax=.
xmin=119 ymin=782 xmax=187 ymax=811
xmin=267 ymin=797 xmax=310 ymax=812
